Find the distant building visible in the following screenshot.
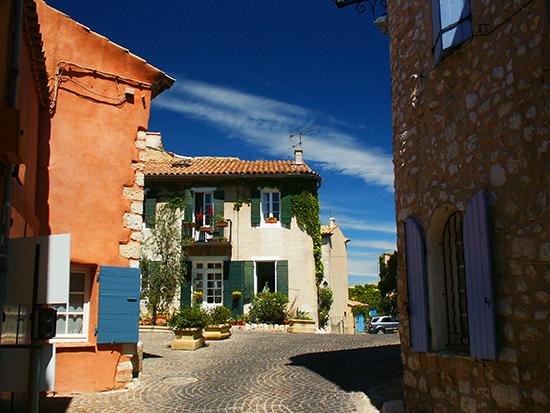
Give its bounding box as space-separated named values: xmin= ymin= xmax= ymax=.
xmin=144 ymin=135 xmax=323 ymax=322
xmin=321 ymin=218 xmax=351 ymax=333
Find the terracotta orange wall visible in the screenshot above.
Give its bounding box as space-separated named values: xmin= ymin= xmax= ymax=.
xmin=35 ymin=1 xmax=167 ymax=392
xmin=9 ymin=33 xmax=44 ymax=237
xmin=54 ymin=343 xmax=125 ymax=392
xmin=37 ymin=0 xmax=160 ymax=267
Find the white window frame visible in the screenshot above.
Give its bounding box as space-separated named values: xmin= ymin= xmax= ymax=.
xmin=50 ymin=266 xmax=91 ymax=343
xmin=260 ymin=188 xmax=281 ymax=227
xmin=192 ymin=188 xmax=216 ymax=241
xmin=252 ymin=257 xmax=280 ymax=294
xmin=192 ymin=260 xmax=224 ymax=307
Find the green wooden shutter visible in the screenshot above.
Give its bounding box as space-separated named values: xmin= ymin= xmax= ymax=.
xmin=281 ymin=190 xmax=292 ymax=224
xmin=214 ymin=190 xmax=225 ymax=218
xmin=145 ymin=194 xmax=157 ymax=228
xmin=243 ymin=261 xmax=254 ymax=302
xmin=180 ymin=261 xmax=193 ymax=308
xmin=251 ymin=189 xmax=261 ymax=225
xmin=224 ymin=261 xmax=244 ymax=316
xmin=277 ymin=260 xmax=288 ymax=296
xmin=183 ymin=189 xmax=193 ymax=238
xmin=214 ymin=190 xmax=225 ymax=237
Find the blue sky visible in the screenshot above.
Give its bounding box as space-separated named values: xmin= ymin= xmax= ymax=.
xmin=46 ymin=1 xmax=395 ymax=285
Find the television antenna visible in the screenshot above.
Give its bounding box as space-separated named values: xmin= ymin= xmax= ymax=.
xmin=289 ymin=125 xmax=319 ymax=148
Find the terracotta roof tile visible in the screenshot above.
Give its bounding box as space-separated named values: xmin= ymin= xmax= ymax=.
xmin=145 ymin=157 xmax=321 ymax=178
xmin=321 ymin=225 xmax=334 ymax=235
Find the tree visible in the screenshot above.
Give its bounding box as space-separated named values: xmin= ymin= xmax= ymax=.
xmin=378 ymin=252 xmax=398 ymax=317
xmin=348 ymin=284 xmax=381 ymax=317
xmin=318 ymin=287 xmax=333 ymax=327
xmin=140 ymin=197 xmax=187 ymax=324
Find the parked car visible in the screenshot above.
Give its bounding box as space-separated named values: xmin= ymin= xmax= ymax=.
xmin=368 ymin=316 xmax=399 ymax=334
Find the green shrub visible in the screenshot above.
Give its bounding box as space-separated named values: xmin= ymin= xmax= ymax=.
xmin=209 ymin=306 xmax=232 ymax=325
xmin=318 ymin=287 xmax=333 ymax=327
xmin=168 ymin=306 xmax=210 ymax=330
xmin=250 ymin=290 xmax=289 ymax=324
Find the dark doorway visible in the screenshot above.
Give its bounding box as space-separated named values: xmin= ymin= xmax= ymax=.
xmin=256 ymin=261 xmax=275 ymax=293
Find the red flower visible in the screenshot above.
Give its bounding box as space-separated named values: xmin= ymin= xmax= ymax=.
xmin=206 ymin=206 xmax=213 ymax=214
xmin=196 ymin=214 xmax=203 ymax=219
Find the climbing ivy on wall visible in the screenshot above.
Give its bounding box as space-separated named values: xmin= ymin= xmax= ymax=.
xmin=291 ymin=190 xmax=324 ymax=286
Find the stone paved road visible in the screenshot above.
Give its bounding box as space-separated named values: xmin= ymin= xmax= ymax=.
xmin=40 ymin=330 xmax=403 ymax=413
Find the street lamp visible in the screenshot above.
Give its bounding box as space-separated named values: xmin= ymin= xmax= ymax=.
xmin=332 ymin=0 xmax=389 ymax=34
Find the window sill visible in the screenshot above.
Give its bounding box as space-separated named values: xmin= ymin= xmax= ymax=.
xmin=47 ymin=337 xmax=92 ymax=347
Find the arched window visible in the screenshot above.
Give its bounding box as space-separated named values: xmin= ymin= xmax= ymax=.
xmin=442 ymin=211 xmax=469 ymax=353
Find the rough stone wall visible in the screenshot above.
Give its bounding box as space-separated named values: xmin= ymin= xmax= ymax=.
xmin=388 ymin=0 xmax=550 ymax=412
xmin=119 ymin=130 xmax=148 ymax=268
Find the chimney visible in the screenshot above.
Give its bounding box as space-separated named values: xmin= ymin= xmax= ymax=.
xmin=329 ymin=217 xmax=336 ymax=228
xmin=294 ymin=144 xmax=303 ymax=166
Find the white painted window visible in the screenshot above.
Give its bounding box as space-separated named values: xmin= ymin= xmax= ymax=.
xmin=52 ymin=267 xmax=91 ymax=341
xmin=193 ymin=262 xmax=223 ymax=306
xmin=261 ymin=190 xmax=280 ymax=223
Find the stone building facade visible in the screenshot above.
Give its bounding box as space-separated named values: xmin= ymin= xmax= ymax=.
xmin=388 ymin=0 xmax=550 ymax=411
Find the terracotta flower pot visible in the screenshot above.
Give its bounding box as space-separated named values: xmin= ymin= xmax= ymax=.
xmin=215 ymin=222 xmax=228 ymax=227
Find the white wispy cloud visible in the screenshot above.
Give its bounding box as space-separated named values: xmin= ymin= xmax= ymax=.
xmin=349 ymin=240 xmax=397 ymax=251
xmin=348 ymin=259 xmax=379 ymax=277
xmin=325 ymin=214 xmax=396 ymax=234
xmin=154 ymin=79 xmax=394 ymax=191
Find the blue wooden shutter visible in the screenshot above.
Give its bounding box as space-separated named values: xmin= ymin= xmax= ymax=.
xmin=433 ymin=0 xmax=472 ymax=63
xmin=214 ymin=190 xmax=225 ymax=218
xmin=464 ymin=189 xmax=497 ymax=360
xmin=97 ymin=266 xmax=140 ymax=344
xmin=404 ymin=218 xmax=430 ymax=352
xmin=183 ymin=189 xmax=193 ymax=238
xmin=276 ymin=260 xmax=288 ymax=296
xmin=281 ymin=190 xmax=292 ymax=224
xmin=251 ymin=190 xmax=261 ymax=225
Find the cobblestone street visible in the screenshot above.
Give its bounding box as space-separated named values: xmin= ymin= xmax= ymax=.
xmin=40 ymin=330 xmax=403 ymax=413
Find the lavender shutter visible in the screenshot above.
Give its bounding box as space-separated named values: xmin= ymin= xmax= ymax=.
xmin=404 ymin=218 xmax=430 ymax=352
xmin=464 ymin=189 xmax=497 ymax=360
xmin=433 ymin=0 xmax=472 ymax=63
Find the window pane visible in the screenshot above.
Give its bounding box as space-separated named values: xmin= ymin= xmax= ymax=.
xmin=56 ymin=315 xmax=66 ymax=335
xmin=67 ymin=315 xmax=83 ymax=334
xmin=70 ymin=273 xmax=85 ymax=292
xmin=69 ymin=294 xmax=84 ymax=312
xmin=272 ymin=192 xmax=279 ymax=202
xmin=53 ymin=303 xmax=66 ymax=313
xmin=214 ymin=263 xmax=222 ymax=269
xmin=196 ymin=263 xmax=203 ymax=269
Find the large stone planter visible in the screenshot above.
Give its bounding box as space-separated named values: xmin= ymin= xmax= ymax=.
xmin=203 ymin=324 xmax=232 ymax=340
xmin=287 ymin=319 xmax=316 ymax=333
xmin=171 ymin=328 xmax=205 ymax=350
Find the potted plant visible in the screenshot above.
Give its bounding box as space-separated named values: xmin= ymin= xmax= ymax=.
xmin=214 ymin=214 xmax=228 ymax=227
xmin=168 ymin=306 xmax=210 ymax=350
xmin=182 ymin=220 xmax=196 ymax=228
xmin=265 ymin=216 xmax=278 ymax=223
xmin=203 ymin=306 xmax=233 ymax=340
xmin=232 ymin=290 xmax=242 ymax=300
xmin=199 ymin=226 xmax=212 ymax=233
xmin=288 ymin=309 xmax=316 ymax=333
xmin=192 ymin=290 xmax=203 ymax=302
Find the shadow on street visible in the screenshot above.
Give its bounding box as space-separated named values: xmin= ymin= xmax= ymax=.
xmin=288 ymin=344 xmax=403 ymax=409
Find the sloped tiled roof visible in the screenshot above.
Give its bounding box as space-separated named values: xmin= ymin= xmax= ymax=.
xmin=145 ymin=157 xmax=321 ymax=179
xmin=321 ymin=224 xmax=337 ymax=235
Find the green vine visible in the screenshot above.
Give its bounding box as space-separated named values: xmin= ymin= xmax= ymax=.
xmin=291 ymin=190 xmax=324 ymax=286
xmin=233 ymin=197 xmax=251 ymax=211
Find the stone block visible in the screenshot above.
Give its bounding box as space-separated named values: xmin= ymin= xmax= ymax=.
xmin=120 ymin=243 xmax=140 ymax=260
xmin=123 ymin=186 xmax=144 ymax=201
xmin=125 ymin=213 xmax=142 ymax=230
